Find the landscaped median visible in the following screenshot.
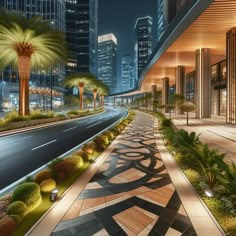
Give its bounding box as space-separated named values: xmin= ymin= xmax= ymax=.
xmin=145 ymin=110 xmax=236 ymax=235
xmin=0 ymin=108 xmax=105 ymax=132
xmin=0 ymin=110 xmax=135 ymax=236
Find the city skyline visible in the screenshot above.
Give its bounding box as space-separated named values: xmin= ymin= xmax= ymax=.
xmin=98 ymin=0 xmax=157 ymax=80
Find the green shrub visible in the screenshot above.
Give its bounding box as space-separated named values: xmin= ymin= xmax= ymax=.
xmin=0 ymin=215 xmax=18 ymax=235
xmin=103 ymin=131 xmax=115 ymax=141
xmin=65 ymin=155 xmax=84 ymax=170
xmin=30 ymin=110 xmax=48 ymax=120
xmin=4 ymin=110 xmax=28 ymax=122
xmin=7 ymin=201 xmax=26 ymax=218
xmin=82 ymin=142 xmax=96 ymax=154
xmin=34 ymin=169 xmax=52 ymax=184
xmin=40 ymin=178 xmax=56 ymax=193
xmin=184 ymin=169 xmax=201 ymax=185
xmin=161 ymin=118 xmax=172 ymax=127
xmin=94 ymin=135 xmax=109 ymax=151
xmin=12 ymin=182 xmax=42 ymax=214
xmin=110 ymin=127 xmax=120 ymax=135
xmin=67 ymin=110 xmax=80 ymax=115
xmin=76 ymin=150 xmax=89 ymax=162
xmin=9 ymin=214 xmax=22 ymax=224
xmin=52 ymin=156 xmax=84 ymax=178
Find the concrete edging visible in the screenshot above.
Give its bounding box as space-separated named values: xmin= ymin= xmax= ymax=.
xmin=153 ymin=118 xmax=225 ymax=236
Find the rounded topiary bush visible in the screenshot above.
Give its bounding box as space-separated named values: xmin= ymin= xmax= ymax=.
xmin=52 ymin=156 xmax=84 ymax=178
xmin=82 ymin=142 xmax=96 ymax=154
xmin=0 ymin=215 xmax=18 ymax=236
xmin=76 ymin=150 xmax=89 ymax=162
xmin=7 ymin=201 xmax=26 ymax=218
xmin=94 ymin=135 xmax=109 ymax=151
xmin=34 ymin=169 xmax=52 ymax=184
xmin=9 ymin=214 xmax=22 ymax=224
xmin=12 ymin=182 xmax=42 ymax=214
xmin=40 ymin=178 xmax=56 ymax=193
xmin=65 ymin=155 xmax=84 ymax=170
xmin=103 ymin=131 xmax=115 ymax=141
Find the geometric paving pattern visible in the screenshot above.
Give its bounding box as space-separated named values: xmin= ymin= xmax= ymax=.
xmin=52 ymin=112 xmax=197 ymax=236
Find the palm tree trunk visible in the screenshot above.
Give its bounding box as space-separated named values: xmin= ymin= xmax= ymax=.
xmin=93 ymin=89 xmax=97 ymax=110
xmin=78 ymin=82 xmax=84 ymax=111
xmin=18 ymin=56 xmax=31 ymax=116
xmin=187 ymin=111 xmax=189 ymax=125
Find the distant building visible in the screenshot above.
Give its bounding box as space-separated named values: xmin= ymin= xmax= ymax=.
xmin=121 ymin=55 xmax=134 ymax=92
xmin=157 ymin=0 xmax=197 ymax=42
xmin=134 ymin=16 xmax=153 ymax=84
xmin=65 ymin=0 xmax=98 ymax=75
xmin=98 ymin=33 xmax=117 ymax=94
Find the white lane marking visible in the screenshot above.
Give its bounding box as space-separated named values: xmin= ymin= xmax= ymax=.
xmin=21 ymin=136 xmax=33 ymax=140
xmin=62 ymin=127 xmax=77 ymax=132
xmin=32 ymin=140 xmax=57 ymax=151
xmin=86 ymin=121 xmax=103 ymax=128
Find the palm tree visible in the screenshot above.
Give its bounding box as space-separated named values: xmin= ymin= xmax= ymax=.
xmin=87 ymin=79 xmax=105 ymax=110
xmin=63 ymin=73 xmax=97 ymax=111
xmin=97 ymin=83 xmax=109 ymax=108
xmin=0 ymin=11 xmax=66 ymax=116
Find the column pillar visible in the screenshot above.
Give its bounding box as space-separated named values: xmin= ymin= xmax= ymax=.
xmin=195 ymin=48 xmax=211 ymax=118
xmin=162 ymin=77 xmax=169 ymax=112
xmin=175 ymin=65 xmax=185 ymax=96
xmin=226 ymin=27 xmax=236 ymax=124
xmin=176 ymin=65 xmax=185 ymax=114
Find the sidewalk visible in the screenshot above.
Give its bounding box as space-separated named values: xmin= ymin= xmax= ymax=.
xmin=171 ymin=114 xmax=236 ymax=164
xmin=27 ymin=111 xmax=224 ymax=236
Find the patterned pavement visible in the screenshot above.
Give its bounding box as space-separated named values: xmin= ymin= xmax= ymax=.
xmin=52 ymin=112 xmax=197 ymax=236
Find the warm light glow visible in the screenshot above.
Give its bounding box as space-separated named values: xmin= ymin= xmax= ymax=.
xmin=204 ymin=188 xmax=214 ymax=198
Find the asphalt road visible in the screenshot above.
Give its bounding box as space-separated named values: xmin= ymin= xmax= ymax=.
xmin=0 ymin=107 xmax=127 ymax=190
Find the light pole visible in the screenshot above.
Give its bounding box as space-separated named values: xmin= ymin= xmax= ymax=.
xmin=50 ymin=68 xmax=53 ymax=111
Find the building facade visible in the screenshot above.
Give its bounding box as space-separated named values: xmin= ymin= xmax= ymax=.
xmin=98 ymin=33 xmax=117 ymax=94
xmin=134 ymin=16 xmax=153 ymax=84
xmin=121 ymin=55 xmax=134 ymax=92
xmin=65 ymin=0 xmax=98 ymax=76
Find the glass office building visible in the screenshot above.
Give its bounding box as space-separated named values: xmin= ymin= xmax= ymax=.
xmin=98 ymin=33 xmax=117 ymax=94
xmin=134 ymin=16 xmax=153 ymax=83
xmin=65 ymin=0 xmax=98 ymax=75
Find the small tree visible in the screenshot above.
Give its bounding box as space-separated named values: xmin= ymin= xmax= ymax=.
xmin=166 ymin=104 xmax=175 ymax=119
xmin=180 ymin=102 xmax=196 ymax=125
xmin=172 ymin=94 xmax=185 ymax=114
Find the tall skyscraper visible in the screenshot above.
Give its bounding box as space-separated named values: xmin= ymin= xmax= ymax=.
xmin=121 ymin=55 xmax=134 ymax=92
xmin=134 ymin=16 xmax=153 ymax=84
xmin=98 ymin=33 xmax=117 ymax=94
xmin=65 ymin=0 xmax=98 ymax=76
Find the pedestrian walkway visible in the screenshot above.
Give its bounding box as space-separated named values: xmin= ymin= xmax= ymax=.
xmin=27 ymin=111 xmax=224 ymax=236
xmin=171 ymin=114 xmax=236 ymax=164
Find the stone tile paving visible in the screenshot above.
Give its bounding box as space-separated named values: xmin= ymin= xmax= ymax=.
xmin=52 ymin=112 xmax=197 ymax=236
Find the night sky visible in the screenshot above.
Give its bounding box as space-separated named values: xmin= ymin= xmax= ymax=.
xmin=98 ymin=0 xmax=158 ymax=78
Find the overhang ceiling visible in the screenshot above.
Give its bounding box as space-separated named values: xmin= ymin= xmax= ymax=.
xmin=141 ymin=0 xmax=236 ymax=91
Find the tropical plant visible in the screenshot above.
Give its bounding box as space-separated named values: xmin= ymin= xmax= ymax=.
xmin=63 ymin=72 xmax=97 ymax=111
xmin=217 ymin=161 xmax=236 ymax=205
xmin=0 ymin=10 xmax=66 ymax=116
xmin=180 ymin=102 xmax=196 ymax=125
xmin=173 ymin=129 xmax=201 ymax=151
